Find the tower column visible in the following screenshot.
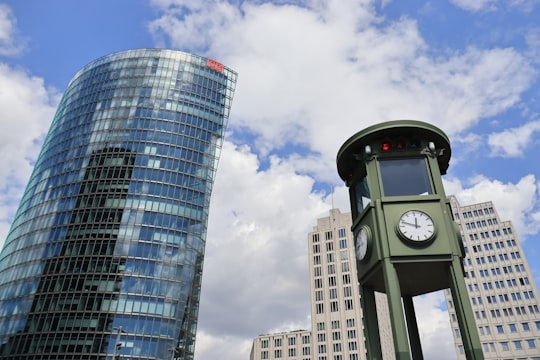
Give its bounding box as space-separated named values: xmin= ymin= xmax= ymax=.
xmin=382 ymin=260 xmax=411 ymax=360
xmin=403 ymin=295 xmax=423 ymax=360
xmin=360 ymin=285 xmax=383 ymax=360
xmin=448 ymin=257 xmax=484 ymax=359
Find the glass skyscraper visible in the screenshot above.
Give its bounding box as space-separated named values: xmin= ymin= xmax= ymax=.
xmin=0 ymin=49 xmax=237 ymax=359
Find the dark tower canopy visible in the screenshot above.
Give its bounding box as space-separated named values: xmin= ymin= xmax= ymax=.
xmin=336 ymin=120 xmax=451 ymax=181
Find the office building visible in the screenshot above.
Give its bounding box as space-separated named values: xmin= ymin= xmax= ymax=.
xmin=446 ymin=196 xmax=540 ymax=359
xmin=0 ymin=49 xmax=237 ymax=359
xmin=251 ymin=209 xmax=394 ymax=360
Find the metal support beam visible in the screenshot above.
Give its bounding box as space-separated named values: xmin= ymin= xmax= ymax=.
xmin=403 ymin=296 xmax=423 ymax=360
xmin=382 ymin=260 xmax=411 ymax=360
xmin=360 ymin=286 xmax=383 ymax=360
xmin=448 ymin=258 xmax=484 ymax=360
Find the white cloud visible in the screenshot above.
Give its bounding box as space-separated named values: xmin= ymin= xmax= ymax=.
xmin=195 ymin=331 xmax=254 ymax=360
xmin=444 ymin=174 xmax=540 ymax=239
xmin=0 ymin=63 xmax=58 ymax=249
xmin=145 ymin=2 xmax=540 ymax=359
xmin=488 ymin=120 xmax=540 ymax=158
xmin=0 ymin=3 xmax=25 ymax=56
xmin=449 ymin=0 xmax=498 ymax=12
xmin=449 ymin=0 xmax=538 ymax=12
xmin=415 ymin=292 xmax=457 ymax=360
xmin=197 ymin=141 xmax=329 ymax=346
xmin=149 ymin=0 xmax=535 ymax=182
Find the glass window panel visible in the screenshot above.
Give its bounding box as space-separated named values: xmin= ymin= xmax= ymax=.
xmin=379 ymin=158 xmax=433 ymax=196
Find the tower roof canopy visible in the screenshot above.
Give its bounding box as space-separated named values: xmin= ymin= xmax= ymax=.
xmin=336 ymin=120 xmax=451 ymax=181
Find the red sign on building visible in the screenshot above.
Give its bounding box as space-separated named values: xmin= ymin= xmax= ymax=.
xmin=207 ymin=58 xmax=224 ymax=73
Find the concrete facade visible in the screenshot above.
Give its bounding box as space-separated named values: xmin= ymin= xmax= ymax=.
xmin=446 ymin=196 xmax=540 ymax=359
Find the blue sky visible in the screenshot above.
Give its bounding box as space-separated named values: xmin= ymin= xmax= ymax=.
xmin=1 ymin=1 xmax=540 ymax=359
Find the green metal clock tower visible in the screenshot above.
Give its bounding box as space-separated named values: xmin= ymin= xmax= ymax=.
xmin=336 ymin=120 xmax=483 ymax=360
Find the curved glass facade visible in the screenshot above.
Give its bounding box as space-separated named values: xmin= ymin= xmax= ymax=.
xmin=0 ymin=49 xmax=237 ymax=359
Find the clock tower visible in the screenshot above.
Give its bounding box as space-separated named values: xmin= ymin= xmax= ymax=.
xmin=336 ymin=120 xmax=483 ymax=360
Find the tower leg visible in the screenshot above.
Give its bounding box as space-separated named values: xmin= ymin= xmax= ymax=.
xmin=360 ymin=286 xmax=383 ymax=360
xmin=403 ymin=296 xmax=423 ymax=360
xmin=382 ymin=260 xmax=411 ymax=360
xmin=448 ymin=257 xmax=484 ymax=359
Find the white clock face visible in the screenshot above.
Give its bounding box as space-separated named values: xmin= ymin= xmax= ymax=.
xmin=356 ymin=227 xmax=369 ymax=260
xmin=398 ymin=210 xmax=435 ymax=242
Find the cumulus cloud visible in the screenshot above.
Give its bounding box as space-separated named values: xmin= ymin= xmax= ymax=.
xmin=0 ymin=4 xmax=58 ymax=248
xmin=148 ymin=0 xmax=535 ymax=183
xmin=450 ymin=0 xmax=538 ymax=12
xmin=449 ymin=0 xmax=498 ymax=12
xmin=444 ymin=174 xmax=540 ymax=239
xmin=145 ymin=1 xmax=540 ymax=359
xmin=199 ymin=141 xmax=329 ymax=337
xmin=0 ymin=64 xmax=58 ymax=250
xmin=0 ymin=3 xmax=25 ymax=56
xmin=488 ymin=120 xmax=540 ymax=158
xmin=414 ymin=292 xmax=457 ymax=359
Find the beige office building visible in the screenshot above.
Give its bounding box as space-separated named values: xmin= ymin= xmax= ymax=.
xmin=445 ymin=196 xmax=540 ymax=359
xmin=251 ymin=209 xmax=394 ymax=360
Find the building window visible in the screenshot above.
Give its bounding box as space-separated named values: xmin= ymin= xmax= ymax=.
xmin=313 ymin=233 xmax=320 ymax=242
xmin=261 ymin=340 xmax=268 ymax=348
xmin=329 ymin=276 xmax=337 ymax=287
xmin=345 ymin=299 xmax=354 ymax=310
xmin=527 ymin=339 xmax=536 ymax=349
xmin=339 ymin=239 xmax=347 ymax=249
xmin=331 ymin=301 xmax=339 ymax=312
xmin=275 ymin=338 xmax=282 ymax=347
xmin=261 ymin=350 xmax=268 ymax=359
xmin=302 ymin=335 xmax=310 ymax=344
xmin=328 ymin=264 xmax=335 ymax=274
xmin=338 ymin=228 xmax=346 ymax=238
xmin=325 ymin=231 xmax=333 ymax=240
xmin=327 ymin=253 xmax=334 ymax=263
xmin=275 ymin=349 xmax=282 ymax=358
xmin=331 ymin=320 xmax=340 ymax=329
xmin=288 ymin=348 xmax=296 ymax=357
xmin=500 ymin=342 xmax=509 ymax=351
xmin=288 ymin=337 xmax=296 ymax=346
xmin=316 ymin=303 xmax=324 ymax=314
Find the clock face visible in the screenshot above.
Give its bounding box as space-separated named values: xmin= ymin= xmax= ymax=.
xmin=397 ymin=210 xmax=435 ymax=242
xmin=356 ymin=227 xmax=370 ymax=261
